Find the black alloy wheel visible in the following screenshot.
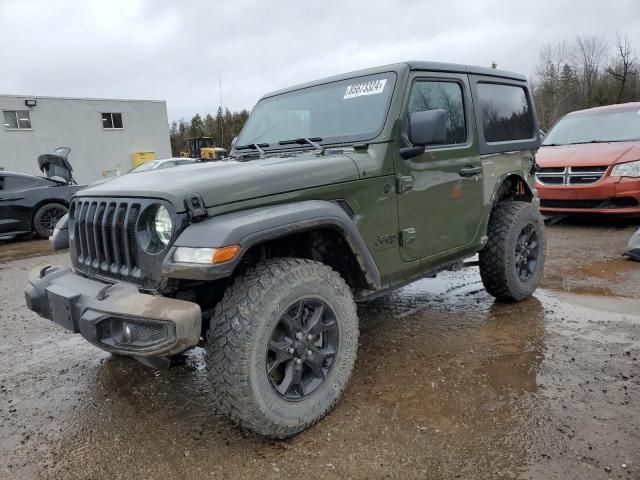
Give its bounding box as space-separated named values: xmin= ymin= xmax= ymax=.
xmin=514 ymin=223 xmax=540 ymax=282
xmin=267 ymin=298 xmax=339 ymax=401
xmin=33 ymin=203 xmax=68 ymax=238
xmin=40 ymin=206 xmax=66 ymax=235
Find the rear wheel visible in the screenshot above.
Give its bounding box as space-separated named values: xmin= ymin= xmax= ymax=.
xmin=33 ymin=203 xmax=68 ymax=239
xmin=206 ymin=257 xmax=358 ymax=438
xmin=479 ymin=201 xmax=546 ymax=302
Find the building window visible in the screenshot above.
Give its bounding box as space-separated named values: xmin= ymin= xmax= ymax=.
xmin=102 ymin=112 xmax=123 ymax=129
xmin=3 ymin=110 xmax=32 ymax=129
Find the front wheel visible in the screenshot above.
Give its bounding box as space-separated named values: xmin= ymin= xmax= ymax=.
xmin=479 ymin=201 xmax=547 ymax=302
xmin=206 ymin=258 xmax=359 ymax=438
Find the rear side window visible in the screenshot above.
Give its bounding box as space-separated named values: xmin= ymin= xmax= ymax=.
xmin=477 ymin=83 xmax=535 ymax=142
xmin=4 ymin=176 xmax=36 ymax=190
xmin=408 ymin=80 xmax=467 ymax=145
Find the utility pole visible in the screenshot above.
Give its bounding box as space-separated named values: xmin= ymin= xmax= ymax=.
xmin=219 ymin=69 xmax=224 ymax=148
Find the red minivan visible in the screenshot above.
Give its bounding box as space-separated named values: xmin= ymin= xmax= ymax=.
xmin=536 ymin=102 xmax=640 ymax=215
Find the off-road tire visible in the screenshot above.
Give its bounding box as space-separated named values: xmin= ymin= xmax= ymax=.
xmin=33 ymin=203 xmax=68 ymax=239
xmin=479 ymin=201 xmax=546 ymax=302
xmin=206 ymin=257 xmax=359 ymax=438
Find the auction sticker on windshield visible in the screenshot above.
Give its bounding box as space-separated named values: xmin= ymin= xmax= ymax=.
xmin=344 ymin=79 xmax=387 ymax=99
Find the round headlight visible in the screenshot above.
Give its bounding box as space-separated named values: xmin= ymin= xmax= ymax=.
xmin=153 ymin=206 xmax=173 ymax=245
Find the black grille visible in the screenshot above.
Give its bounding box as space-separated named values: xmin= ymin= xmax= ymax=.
xmin=71 ymin=199 xmax=141 ymax=275
xmin=570 ymin=166 xmax=608 ymax=173
xmin=538 ymin=167 xmax=565 ymax=173
xmin=541 ymin=197 xmax=639 ymax=209
xmin=536 ymin=166 xmax=608 ymax=185
xmin=69 ymin=197 xmax=181 ymax=290
xmin=540 ymin=176 xmax=564 ymax=185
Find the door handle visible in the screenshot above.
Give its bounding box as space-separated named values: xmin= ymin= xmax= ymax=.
xmin=459 ymin=166 xmax=482 ymax=177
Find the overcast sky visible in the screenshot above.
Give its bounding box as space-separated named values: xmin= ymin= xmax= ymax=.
xmin=1 ymin=0 xmax=639 ymax=122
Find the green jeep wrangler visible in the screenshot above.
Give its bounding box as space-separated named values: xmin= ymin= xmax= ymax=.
xmin=25 ymin=61 xmax=546 ymax=438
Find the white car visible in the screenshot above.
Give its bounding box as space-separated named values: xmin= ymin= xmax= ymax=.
xmin=128 ymin=158 xmax=198 ymax=173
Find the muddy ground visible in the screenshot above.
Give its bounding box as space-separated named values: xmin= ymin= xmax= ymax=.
xmin=1 ymin=219 xmax=639 ymax=480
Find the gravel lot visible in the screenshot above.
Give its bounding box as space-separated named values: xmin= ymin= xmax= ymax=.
xmin=1 ymin=219 xmax=639 ymax=480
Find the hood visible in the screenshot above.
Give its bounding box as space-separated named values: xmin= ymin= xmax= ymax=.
xmin=537 ymin=142 xmax=640 ymax=168
xmin=38 ymin=147 xmax=75 ymax=184
xmin=76 ymin=152 xmax=360 ymax=211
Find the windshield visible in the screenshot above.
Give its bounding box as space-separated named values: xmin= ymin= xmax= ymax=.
xmin=128 ymin=160 xmax=163 ymax=173
xmin=235 ymin=72 xmax=396 ymax=149
xmin=543 ymin=108 xmax=640 ymax=145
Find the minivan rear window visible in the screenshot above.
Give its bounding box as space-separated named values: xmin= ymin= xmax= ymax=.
xmin=477 ymin=83 xmax=535 ymax=142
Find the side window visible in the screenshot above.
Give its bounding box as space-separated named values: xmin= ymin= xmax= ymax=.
xmin=0 ymin=176 xmax=4 ymax=190
xmin=4 ymin=176 xmax=35 ymax=190
xmin=408 ymin=80 xmax=467 ymax=145
xmin=101 ymin=113 xmax=124 ymax=129
xmin=476 ymin=83 xmax=534 ymax=142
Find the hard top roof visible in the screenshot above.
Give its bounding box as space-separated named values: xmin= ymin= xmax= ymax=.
xmin=263 ymin=61 xmax=527 ymax=99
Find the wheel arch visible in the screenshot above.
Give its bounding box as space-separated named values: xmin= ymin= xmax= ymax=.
xmin=163 ymin=200 xmax=381 ymax=290
xmin=478 ymin=173 xmax=536 ymax=243
xmin=491 ymin=173 xmax=534 ymax=204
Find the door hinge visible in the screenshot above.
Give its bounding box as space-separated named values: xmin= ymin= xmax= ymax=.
xmin=396 ymin=176 xmax=413 ymax=194
xmin=399 ymin=227 xmax=416 ymax=246
xmin=184 ymin=193 xmax=208 ymax=222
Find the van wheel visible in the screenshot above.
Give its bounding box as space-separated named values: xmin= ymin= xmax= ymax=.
xmin=479 ymin=201 xmax=546 ymax=302
xmin=206 ymin=257 xmax=359 ymax=438
xmin=33 ymin=203 xmax=68 ymax=238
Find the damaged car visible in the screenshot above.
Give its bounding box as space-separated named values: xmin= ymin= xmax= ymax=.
xmin=0 ymin=147 xmax=83 ymax=238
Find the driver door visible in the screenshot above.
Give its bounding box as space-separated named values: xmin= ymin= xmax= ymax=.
xmin=0 ymin=174 xmax=24 ymax=234
xmin=395 ymin=72 xmax=484 ymax=261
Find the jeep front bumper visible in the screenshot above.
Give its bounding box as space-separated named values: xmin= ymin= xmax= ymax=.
xmin=25 ymin=265 xmax=201 ymax=358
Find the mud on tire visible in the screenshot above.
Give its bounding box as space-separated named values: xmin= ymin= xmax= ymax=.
xmin=479 ymin=201 xmax=546 ymax=302
xmin=205 ymin=257 xmax=359 ymax=438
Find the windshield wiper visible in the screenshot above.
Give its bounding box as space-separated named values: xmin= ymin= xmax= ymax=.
xmin=278 ymin=137 xmax=325 ymax=155
xmin=234 ymin=143 xmax=268 ymax=158
xmin=568 ymin=140 xmax=610 ymax=145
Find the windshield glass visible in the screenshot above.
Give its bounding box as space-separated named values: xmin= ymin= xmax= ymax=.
xmin=128 ymin=160 xmax=163 ymax=173
xmin=235 ymin=72 xmax=396 ymax=148
xmin=543 ymin=108 xmax=640 ymax=145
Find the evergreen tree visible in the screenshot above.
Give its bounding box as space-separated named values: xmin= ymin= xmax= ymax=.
xmin=189 ymin=114 xmax=205 ymax=138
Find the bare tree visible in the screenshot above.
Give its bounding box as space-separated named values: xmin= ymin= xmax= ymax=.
xmin=533 ymin=33 xmax=640 ymax=130
xmin=606 ymin=33 xmax=638 ymax=103
xmin=571 ymin=35 xmax=608 ymax=104
xmin=535 ymin=42 xmax=568 ymax=128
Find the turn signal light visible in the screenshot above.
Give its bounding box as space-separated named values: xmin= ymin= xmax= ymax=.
xmin=212 ymin=245 xmax=241 ymax=264
xmin=174 ymin=245 xmax=241 ymax=264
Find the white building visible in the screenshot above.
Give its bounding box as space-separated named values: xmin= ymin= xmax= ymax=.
xmin=0 ymin=95 xmax=172 ymax=183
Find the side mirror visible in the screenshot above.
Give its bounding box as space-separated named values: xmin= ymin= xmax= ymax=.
xmin=409 ymin=109 xmax=447 ymax=146
xmin=400 ymin=109 xmax=448 ymax=160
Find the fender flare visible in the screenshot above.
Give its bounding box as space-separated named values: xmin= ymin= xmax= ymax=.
xmin=162 ymin=200 xmax=381 ymax=289
xmin=489 ymin=172 xmax=535 ymax=205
